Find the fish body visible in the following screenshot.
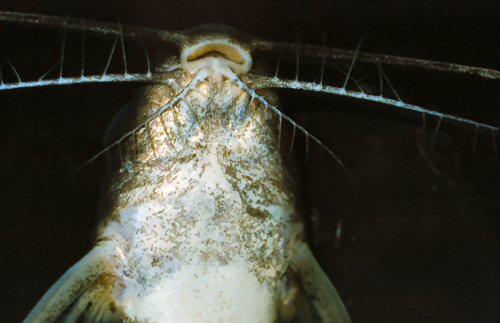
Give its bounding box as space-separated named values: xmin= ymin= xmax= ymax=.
xmin=98 ymin=72 xmax=300 ymax=322
xmin=0 ymin=7 xmax=498 ymax=322
xmin=23 ymin=31 xmax=350 ymax=322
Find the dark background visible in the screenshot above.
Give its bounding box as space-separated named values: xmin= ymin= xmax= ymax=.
xmin=0 ymin=0 xmax=498 ymax=322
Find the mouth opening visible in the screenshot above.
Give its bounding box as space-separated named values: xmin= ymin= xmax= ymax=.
xmin=186 ymin=44 xmax=245 ymax=64
xmin=181 ymin=39 xmax=252 ymax=74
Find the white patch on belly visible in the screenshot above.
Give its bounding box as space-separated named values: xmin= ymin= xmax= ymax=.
xmin=120 ymin=259 xmax=276 ymax=323
xmin=102 ymin=142 xmax=291 ymax=322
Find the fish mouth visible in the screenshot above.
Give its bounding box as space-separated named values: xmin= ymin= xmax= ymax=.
xmin=186 ymin=43 xmax=245 ymax=64
xmin=180 ymin=38 xmax=252 ymax=74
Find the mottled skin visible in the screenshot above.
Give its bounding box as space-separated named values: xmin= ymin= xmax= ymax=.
xmin=23 ymin=27 xmax=350 ymax=323
xmin=95 ymin=68 xmax=303 ymax=321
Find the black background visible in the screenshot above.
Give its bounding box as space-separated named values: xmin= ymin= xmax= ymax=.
xmin=0 ymin=0 xmax=499 ymax=322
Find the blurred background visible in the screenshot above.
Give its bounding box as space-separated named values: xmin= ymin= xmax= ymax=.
xmin=0 ymin=0 xmax=498 ymax=322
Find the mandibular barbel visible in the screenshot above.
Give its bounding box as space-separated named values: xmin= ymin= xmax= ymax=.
xmin=0 ymin=8 xmax=498 ymax=323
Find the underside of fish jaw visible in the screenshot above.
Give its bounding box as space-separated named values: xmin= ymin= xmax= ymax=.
xmin=180 ymin=38 xmax=252 ymax=74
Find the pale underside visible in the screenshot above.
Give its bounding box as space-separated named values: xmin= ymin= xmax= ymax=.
xmin=99 ymin=73 xmax=299 ymax=322
xmin=24 ymin=59 xmax=351 ymax=323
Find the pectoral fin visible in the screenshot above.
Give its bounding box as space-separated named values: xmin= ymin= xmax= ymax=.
xmin=24 ymin=240 xmax=118 ymax=323
xmin=291 ymin=242 xmax=351 ymax=323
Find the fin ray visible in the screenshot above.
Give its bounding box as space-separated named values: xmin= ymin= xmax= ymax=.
xmin=24 ymin=242 xmax=116 ymax=323
xmin=291 ymin=242 xmax=351 ymax=323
